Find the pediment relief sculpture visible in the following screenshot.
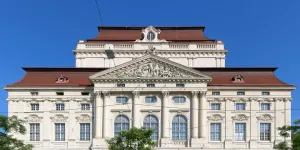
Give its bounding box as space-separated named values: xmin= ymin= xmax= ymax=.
xmin=50 ymin=114 xmax=68 ymax=122
xmin=207 ymin=114 xmax=224 ymax=121
xmin=75 ymin=114 xmax=92 ymax=122
xmin=232 ymin=114 xmax=249 ymax=121
xmin=256 ymin=114 xmax=273 ymax=121
xmin=25 ymin=114 xmax=43 ymax=122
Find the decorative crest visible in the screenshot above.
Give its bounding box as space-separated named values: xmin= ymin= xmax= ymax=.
xmin=207 ymin=114 xmax=224 ymax=121
xmin=25 ymin=114 xmax=43 ymax=122
xmin=56 ymin=75 xmax=69 ymax=83
xmin=232 ymin=114 xmax=249 ymax=121
xmin=145 ymin=45 xmax=156 ymax=55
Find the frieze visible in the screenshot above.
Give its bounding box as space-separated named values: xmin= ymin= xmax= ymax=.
xmin=25 ymin=114 xmax=43 ymax=122
xmin=207 ymin=114 xmax=224 ymax=121
xmin=232 ymin=114 xmax=249 ymax=121
xmin=50 ymin=114 xmax=68 ymax=122
xmin=257 ymin=114 xmax=273 ymax=121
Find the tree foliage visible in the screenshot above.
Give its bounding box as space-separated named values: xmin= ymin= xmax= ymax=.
xmin=275 ymin=119 xmax=300 ymax=150
xmin=106 ymin=127 xmax=156 ymax=150
xmin=0 ymin=115 xmax=33 ymax=150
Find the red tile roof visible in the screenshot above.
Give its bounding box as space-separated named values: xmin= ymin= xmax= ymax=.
xmin=6 ymin=67 xmax=293 ymax=87
xmin=87 ymin=26 xmax=214 ymax=42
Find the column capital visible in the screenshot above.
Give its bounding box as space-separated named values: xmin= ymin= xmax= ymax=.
xmin=162 ymin=91 xmax=169 ymax=98
xmin=94 ymin=91 xmax=101 ymax=97
xmin=132 ymin=90 xmax=140 ymax=98
xmin=102 ymin=90 xmax=110 ymax=97
xmin=199 ymin=91 xmax=207 ymax=97
xmin=191 ymin=91 xmax=199 ymax=98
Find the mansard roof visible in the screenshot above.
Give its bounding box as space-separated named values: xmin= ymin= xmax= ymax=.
xmin=5 ymin=67 xmax=294 ymax=88
xmin=87 ymin=26 xmax=215 ymax=42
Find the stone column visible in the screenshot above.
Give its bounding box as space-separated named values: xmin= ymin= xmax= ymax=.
xmin=191 ymin=91 xmax=199 ymax=138
xmin=94 ymin=91 xmax=102 ymax=138
xmin=161 ymin=91 xmax=170 ymax=146
xmin=199 ymin=91 xmax=207 ymax=139
xmin=132 ymin=91 xmax=141 ymax=128
xmin=249 ymin=98 xmax=258 ymax=148
xmin=102 ymin=91 xmax=110 ymax=138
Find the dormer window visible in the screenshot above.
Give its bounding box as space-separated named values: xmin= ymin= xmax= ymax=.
xmin=147 ymin=32 xmax=155 ymax=41
xmin=56 ymin=75 xmax=69 ymax=83
xmin=232 ymin=75 xmax=244 ymax=83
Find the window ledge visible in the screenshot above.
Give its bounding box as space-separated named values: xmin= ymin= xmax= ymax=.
xmin=75 ymin=110 xmax=92 ymax=113
xmin=50 ymin=111 xmax=69 ymax=113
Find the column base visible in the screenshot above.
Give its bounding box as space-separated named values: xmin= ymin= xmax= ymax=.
xmin=190 ymin=138 xmax=206 ymax=148
xmin=160 ymin=138 xmax=171 ymax=147
xmin=224 ymin=139 xmax=233 ymax=148
xmin=249 ymin=140 xmax=258 ymax=148
xmin=92 ymin=138 xmax=107 ymax=150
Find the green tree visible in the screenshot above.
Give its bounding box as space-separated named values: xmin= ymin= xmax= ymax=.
xmin=0 ymin=115 xmax=33 ymax=150
xmin=275 ymin=119 xmax=300 ymax=150
xmin=106 ymin=127 xmax=156 ymax=150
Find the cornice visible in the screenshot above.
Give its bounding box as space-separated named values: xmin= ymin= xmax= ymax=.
xmin=6 ymin=96 xmax=92 ymax=103
xmin=208 ymin=86 xmax=296 ymax=90
xmin=207 ymin=97 xmax=292 ymax=102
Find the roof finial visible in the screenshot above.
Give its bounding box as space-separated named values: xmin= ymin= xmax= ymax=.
xmin=145 ymin=45 xmax=156 ymax=55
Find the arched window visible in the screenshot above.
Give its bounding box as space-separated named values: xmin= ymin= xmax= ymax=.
xmin=144 ymin=115 xmax=159 ymax=140
xmin=114 ymin=115 xmax=129 ymax=137
xmin=173 ymin=96 xmax=186 ymax=103
xmin=145 ymin=96 xmax=157 ymax=103
xmin=172 ymin=115 xmax=187 ymax=140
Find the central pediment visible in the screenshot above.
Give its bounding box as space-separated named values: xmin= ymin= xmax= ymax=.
xmin=89 ymin=54 xmax=212 ymax=82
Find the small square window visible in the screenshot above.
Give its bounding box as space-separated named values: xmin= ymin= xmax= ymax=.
xmin=81 ymin=104 xmax=90 ymax=110
xmin=212 ymin=92 xmax=220 ymax=96
xmin=176 ymin=84 xmax=185 ymax=88
xmin=56 ymin=104 xmax=65 ymax=111
xmin=237 ymin=92 xmax=245 ymax=95
xmin=262 ymin=92 xmax=270 ymax=95
xmin=56 ymin=92 xmax=64 ymax=96
xmin=211 ymin=103 xmax=221 ymax=110
xmin=81 ymin=92 xmax=89 ymax=96
xmin=236 ymin=103 xmax=245 ymax=110
xmin=117 ymin=84 xmax=125 ymax=87
xmin=147 ymin=84 xmax=155 ymax=88
xmin=261 ymin=103 xmax=270 ymax=110
xmin=31 ymin=104 xmax=39 ymax=111
xmin=31 ymin=92 xmax=39 ymax=96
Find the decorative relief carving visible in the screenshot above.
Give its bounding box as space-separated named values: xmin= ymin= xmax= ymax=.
xmin=200 ymin=91 xmax=207 ymax=97
xmin=207 ymin=114 xmax=224 ymax=121
xmin=50 ymin=114 xmax=68 ymax=122
xmin=162 ymin=91 xmax=169 ymax=98
xmin=135 ymin=26 xmax=167 ymax=43
xmin=94 ymin=91 xmax=101 ymax=97
xmin=56 ymin=75 xmax=69 ymax=83
xmin=132 ymin=90 xmax=140 ymax=98
xmin=75 ymin=114 xmax=92 ymax=122
xmin=232 ymin=114 xmax=249 ymax=121
xmin=145 ymin=45 xmax=156 ymax=55
xmin=25 ymin=115 xmax=43 ymax=122
xmin=191 ymin=91 xmax=199 ymax=98
xmin=98 ymin=58 xmax=199 ymax=79
xmin=257 ymin=114 xmax=273 ymax=121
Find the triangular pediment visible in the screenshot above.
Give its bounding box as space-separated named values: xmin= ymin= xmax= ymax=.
xmin=89 ymin=54 xmax=212 ymax=82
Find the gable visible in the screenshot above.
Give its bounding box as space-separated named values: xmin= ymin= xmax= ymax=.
xmin=89 ymin=54 xmax=212 ymax=82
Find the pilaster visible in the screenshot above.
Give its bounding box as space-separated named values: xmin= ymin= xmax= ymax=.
xmin=191 ymin=91 xmax=201 ymax=147
xmin=132 ymin=90 xmax=141 ymax=128
xmin=161 ymin=91 xmax=171 ymax=147
xmin=199 ymin=91 xmax=208 ymax=148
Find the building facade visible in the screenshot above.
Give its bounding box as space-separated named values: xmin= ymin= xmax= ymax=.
xmin=4 ymin=26 xmax=295 ymax=150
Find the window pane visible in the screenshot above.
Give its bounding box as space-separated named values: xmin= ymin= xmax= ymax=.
xmin=145 ymin=96 xmax=157 ymax=103
xmin=260 ymin=123 xmax=271 ymax=141
xmin=210 ymin=123 xmax=221 ymax=141
xmin=114 ymin=115 xmax=129 ymax=137
xmin=172 ymin=115 xmax=187 ymax=140
xmin=212 ymin=92 xmax=220 ymax=95
xmin=211 ymin=103 xmax=221 ymax=110
xmin=235 ymin=123 xmax=246 ymax=141
xmin=173 ymin=97 xmax=186 ymax=103
xmin=143 ymin=115 xmax=159 ymax=140
xmin=236 ymin=103 xmax=245 ymax=110
xmin=116 ymin=97 xmax=128 ymax=104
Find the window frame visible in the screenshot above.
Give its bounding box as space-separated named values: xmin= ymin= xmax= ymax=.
xmin=146 ymin=84 xmax=155 ymax=88
xmin=30 ymin=92 xmax=39 ymax=96
xmin=172 ymin=115 xmax=188 ymax=141
xmin=145 ymin=96 xmax=157 ymax=103
xmin=262 ymin=91 xmax=270 ymax=95
xmin=172 ymin=96 xmax=186 ymax=104
xmin=260 ymin=123 xmax=271 ymax=141
xmin=30 ymin=123 xmax=40 ymax=141
xmin=114 ymin=115 xmax=130 ymax=137
xmin=237 ymin=91 xmax=245 ymax=96
xmin=55 ymin=123 xmax=65 ymax=141
xmin=81 ymin=104 xmax=90 ymax=110
xmin=212 ymin=91 xmax=220 ymax=96
xmin=236 ymin=103 xmax=245 ymax=111
xmin=211 ymin=103 xmax=221 ymax=110
xmin=80 ymin=123 xmax=90 ymax=141
xmin=176 ymin=84 xmax=185 ymax=88
xmin=144 ymin=115 xmax=159 ymax=140
xmin=56 ymin=92 xmax=64 ymax=96
xmin=117 ymin=84 xmax=125 ymax=88
xmin=210 ymin=123 xmax=221 ymax=141
xmin=235 ymin=123 xmax=246 ymax=141
xmin=56 ymin=103 xmax=65 ymax=111
xmin=116 ymin=96 xmax=129 ymax=104
xmin=260 ymin=103 xmax=271 ymax=110
xmin=31 ymin=103 xmax=39 ymax=111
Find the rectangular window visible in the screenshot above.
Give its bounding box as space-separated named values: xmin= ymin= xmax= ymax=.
xmin=80 ymin=123 xmax=90 ymax=141
xmin=235 ymin=123 xmax=246 ymax=141
xmin=55 ymin=123 xmax=65 ymax=141
xmin=236 ymin=103 xmax=245 ymax=110
xmin=116 ymin=97 xmax=128 ymax=104
xmin=30 ymin=123 xmax=40 ymax=141
xmin=237 ymin=92 xmax=245 ymax=95
xmin=81 ymin=92 xmax=89 ymax=95
xmin=261 ymin=103 xmax=270 ymax=110
xmin=147 ymin=84 xmax=155 ymax=87
xmin=31 ymin=92 xmax=38 ymax=96
xmin=56 ymin=104 xmax=65 ymax=111
xmin=56 ymin=92 xmax=64 ymax=96
xmin=260 ymin=123 xmax=271 ymax=141
xmin=81 ymin=104 xmax=90 ymax=110
xmin=210 ymin=123 xmax=221 ymax=141
xmin=176 ymin=84 xmax=185 ymax=88
xmin=211 ymin=103 xmax=221 ymax=110
xmin=31 ymin=104 xmax=39 ymax=111
xmin=262 ymin=91 xmax=270 ymax=95
xmin=117 ymin=84 xmax=125 ymax=87
xmin=212 ymin=92 xmax=220 ymax=96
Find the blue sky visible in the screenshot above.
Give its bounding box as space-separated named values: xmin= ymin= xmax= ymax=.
xmin=0 ymin=0 xmax=299 ymax=122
